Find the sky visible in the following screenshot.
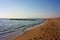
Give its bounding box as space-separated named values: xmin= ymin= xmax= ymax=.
xmin=0 ymin=0 xmax=60 ymax=18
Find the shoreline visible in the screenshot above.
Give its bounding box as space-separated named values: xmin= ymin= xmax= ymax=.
xmin=13 ymin=18 xmax=60 ymax=40
xmin=12 ymin=20 xmax=47 ymax=40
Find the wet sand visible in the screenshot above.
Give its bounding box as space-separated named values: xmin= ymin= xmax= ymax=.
xmin=13 ymin=18 xmax=60 ymax=40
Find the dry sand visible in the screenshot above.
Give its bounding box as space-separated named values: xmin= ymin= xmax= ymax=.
xmin=13 ymin=18 xmax=60 ymax=40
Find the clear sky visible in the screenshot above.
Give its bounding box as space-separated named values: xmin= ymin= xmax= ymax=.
xmin=0 ymin=0 xmax=60 ymax=18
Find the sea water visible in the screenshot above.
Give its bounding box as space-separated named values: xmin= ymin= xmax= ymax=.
xmin=0 ymin=19 xmax=45 ymax=40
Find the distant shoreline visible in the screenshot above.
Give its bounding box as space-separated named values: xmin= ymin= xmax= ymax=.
xmin=9 ymin=19 xmax=41 ymax=21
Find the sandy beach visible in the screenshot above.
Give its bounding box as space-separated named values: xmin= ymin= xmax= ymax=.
xmin=13 ymin=18 xmax=60 ymax=40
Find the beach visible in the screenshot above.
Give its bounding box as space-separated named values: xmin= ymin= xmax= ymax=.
xmin=13 ymin=18 xmax=60 ymax=40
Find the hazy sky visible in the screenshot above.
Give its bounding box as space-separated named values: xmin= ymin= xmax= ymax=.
xmin=0 ymin=0 xmax=60 ymax=18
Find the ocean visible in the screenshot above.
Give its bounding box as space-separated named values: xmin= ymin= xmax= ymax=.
xmin=0 ymin=18 xmax=45 ymax=40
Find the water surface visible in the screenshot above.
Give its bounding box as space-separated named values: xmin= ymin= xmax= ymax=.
xmin=0 ymin=19 xmax=45 ymax=40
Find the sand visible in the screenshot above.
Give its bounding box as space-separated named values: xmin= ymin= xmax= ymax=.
xmin=13 ymin=18 xmax=60 ymax=40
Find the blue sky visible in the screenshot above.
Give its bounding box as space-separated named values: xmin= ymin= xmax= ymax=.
xmin=0 ymin=0 xmax=60 ymax=18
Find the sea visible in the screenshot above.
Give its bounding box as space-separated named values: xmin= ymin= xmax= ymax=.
xmin=0 ymin=18 xmax=45 ymax=40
